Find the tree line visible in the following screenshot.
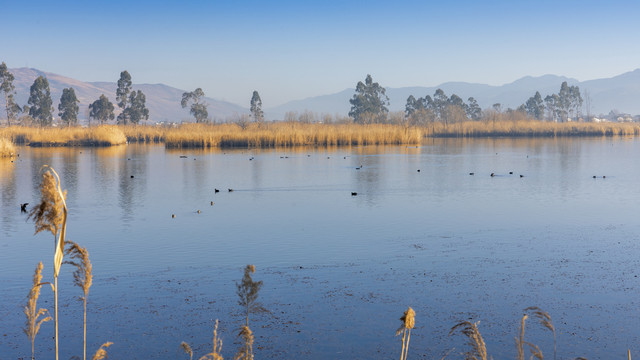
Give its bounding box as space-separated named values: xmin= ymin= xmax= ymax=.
xmin=348 ymin=74 xmax=584 ymax=126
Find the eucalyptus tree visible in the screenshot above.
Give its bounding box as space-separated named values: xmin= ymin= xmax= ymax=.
xmin=524 ymin=91 xmax=545 ymax=120
xmin=116 ymin=70 xmax=132 ymax=124
xmin=181 ymin=88 xmax=208 ymax=123
xmin=466 ymin=97 xmax=482 ymax=121
xmin=58 ymin=88 xmax=80 ymax=126
xmin=348 ymin=74 xmax=389 ymax=124
xmin=125 ymin=90 xmax=149 ymax=124
xmin=0 ymin=62 xmax=20 ymax=125
xmin=28 ymin=76 xmax=54 ymax=126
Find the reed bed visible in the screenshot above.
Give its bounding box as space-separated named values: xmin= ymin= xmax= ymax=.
xmin=0 ymin=136 xmax=16 ymax=156
xmin=0 ymin=125 xmax=127 ymax=146
xmin=430 ymin=120 xmax=640 ymax=137
xmin=164 ymin=122 xmax=424 ymax=148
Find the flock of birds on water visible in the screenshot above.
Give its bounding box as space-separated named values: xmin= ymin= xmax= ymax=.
xmin=17 ymin=152 xmax=609 ymax=216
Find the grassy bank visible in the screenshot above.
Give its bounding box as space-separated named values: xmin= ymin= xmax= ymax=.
xmin=1 ymin=121 xmax=640 ymax=149
xmin=0 ymin=137 xmax=16 ymax=157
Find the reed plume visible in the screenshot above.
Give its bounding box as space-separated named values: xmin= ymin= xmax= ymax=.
xmin=23 ymin=261 xmax=52 ymax=360
xmin=516 ymin=314 xmax=528 ymax=360
xmin=28 ymin=166 xmax=68 ymax=360
xmin=395 ymin=307 xmax=415 ymax=360
xmin=91 ymin=342 xmax=113 ymax=360
xmin=180 ymin=341 xmax=193 ymax=360
xmin=524 ymin=306 xmax=556 ymax=360
xmin=65 ymin=241 xmax=93 ymax=360
xmin=449 ymin=321 xmax=487 ymax=360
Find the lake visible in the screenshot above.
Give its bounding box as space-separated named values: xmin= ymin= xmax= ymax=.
xmin=2 ymin=137 xmax=640 ymax=359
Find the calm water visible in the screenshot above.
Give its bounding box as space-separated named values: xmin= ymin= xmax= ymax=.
xmin=2 ymin=138 xmax=640 ymax=359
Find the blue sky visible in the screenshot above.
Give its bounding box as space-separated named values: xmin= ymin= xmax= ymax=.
xmin=3 ymin=0 xmax=640 ymax=107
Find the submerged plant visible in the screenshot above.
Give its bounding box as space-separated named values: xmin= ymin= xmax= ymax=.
xmin=449 ymin=321 xmax=487 ymax=360
xmin=65 ymin=241 xmax=94 ymax=360
xmin=23 ymin=262 xmax=52 ymax=360
xmin=28 ymin=166 xmax=67 ymax=360
xmin=395 ymin=307 xmax=415 ymax=360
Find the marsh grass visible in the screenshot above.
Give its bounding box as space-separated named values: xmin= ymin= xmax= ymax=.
xmin=0 ymin=126 xmax=126 ymax=146
xmin=23 ymin=261 xmax=52 ymax=360
xmin=181 ymin=319 xmax=224 ymax=360
xmin=0 ymin=136 xmax=16 ymax=156
xmin=524 ymin=306 xmax=556 ymax=360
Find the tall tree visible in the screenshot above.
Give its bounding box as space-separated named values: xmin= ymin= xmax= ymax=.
xmin=181 ymin=88 xmax=208 ymax=123
xmin=124 ymin=90 xmax=149 ymax=124
xmin=250 ymin=90 xmax=264 ymax=122
xmin=348 ymin=74 xmax=389 ymax=124
xmin=544 ymin=94 xmax=559 ymax=122
xmin=524 ymin=91 xmax=545 ymax=120
xmin=116 ymin=71 xmax=132 ymax=124
xmin=58 ymin=88 xmax=80 ymax=127
xmin=0 ymin=62 xmax=20 ymax=125
xmin=557 ymin=81 xmax=572 ymax=121
xmin=88 ymin=94 xmax=115 ymax=125
xmin=28 ymin=76 xmax=54 ymax=127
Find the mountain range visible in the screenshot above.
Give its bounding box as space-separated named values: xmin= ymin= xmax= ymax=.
xmin=6 ymin=67 xmax=640 ymax=123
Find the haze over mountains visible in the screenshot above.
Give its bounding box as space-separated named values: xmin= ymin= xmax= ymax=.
xmin=8 ymin=67 xmax=640 ymax=123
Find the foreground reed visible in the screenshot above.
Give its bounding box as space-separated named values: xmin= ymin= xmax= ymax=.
xmin=0 ymin=125 xmax=126 ymax=146
xmin=28 ymin=166 xmax=68 ymax=360
xmin=396 ymin=307 xmax=415 ymax=360
xmin=65 ymin=241 xmax=94 ymax=360
xmin=23 ymin=262 xmax=52 ymax=360
xmin=181 ymin=320 xmax=224 ymax=360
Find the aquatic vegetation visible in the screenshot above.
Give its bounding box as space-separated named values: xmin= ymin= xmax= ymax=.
xmin=449 ymin=321 xmax=488 ymax=360
xmin=23 ymin=261 xmax=52 ymax=360
xmin=91 ymin=342 xmax=113 ymax=360
xmin=180 ymin=319 xmax=224 ymax=360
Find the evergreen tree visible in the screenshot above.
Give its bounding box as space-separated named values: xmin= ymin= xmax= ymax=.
xmin=349 ymin=74 xmax=389 ymax=124
xmin=466 ymin=97 xmax=482 ymax=121
xmin=58 ymin=88 xmax=80 ymax=126
xmin=28 ymin=76 xmax=54 ymax=127
xmin=524 ymin=91 xmax=545 ymax=120
xmin=88 ymin=94 xmax=115 ymax=125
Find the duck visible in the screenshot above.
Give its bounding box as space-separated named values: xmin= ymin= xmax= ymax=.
xmin=20 ymin=203 xmax=28 ymax=213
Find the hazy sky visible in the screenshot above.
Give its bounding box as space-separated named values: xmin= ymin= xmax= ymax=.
xmin=4 ymin=0 xmax=640 ymax=107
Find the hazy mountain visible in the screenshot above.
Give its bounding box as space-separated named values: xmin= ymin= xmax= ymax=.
xmin=266 ymin=70 xmax=640 ymax=119
xmin=9 ymin=68 xmax=247 ymax=123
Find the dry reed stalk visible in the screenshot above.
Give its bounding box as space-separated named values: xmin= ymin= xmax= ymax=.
xmin=198 ymin=319 xmax=224 ymax=360
xmin=23 ymin=262 xmax=52 ymax=360
xmin=91 ymin=342 xmax=113 ymax=360
xmin=0 ymin=137 xmax=16 ymax=157
xmin=449 ymin=321 xmax=487 ymax=360
xmin=180 ymin=341 xmax=193 ymax=360
xmin=516 ymin=314 xmax=528 ymax=360
xmin=28 ymin=166 xmax=68 ymax=360
xmin=395 ymin=307 xmax=416 ymax=360
xmin=524 ymin=306 xmax=556 ymax=360
xmin=65 ymin=241 xmax=93 ymax=360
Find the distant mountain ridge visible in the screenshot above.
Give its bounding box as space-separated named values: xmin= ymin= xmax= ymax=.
xmin=8 ymin=68 xmax=247 ymax=123
xmin=265 ymin=70 xmax=640 ymax=119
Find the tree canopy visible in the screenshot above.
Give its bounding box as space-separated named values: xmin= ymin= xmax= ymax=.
xmin=181 ymin=88 xmax=208 ymax=123
xmin=349 ymin=74 xmax=389 ymax=124
xmin=124 ymin=90 xmax=149 ymax=124
xmin=116 ymin=71 xmax=132 ymax=124
xmin=89 ymin=94 xmax=115 ymax=124
xmin=0 ymin=62 xmax=20 ymax=125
